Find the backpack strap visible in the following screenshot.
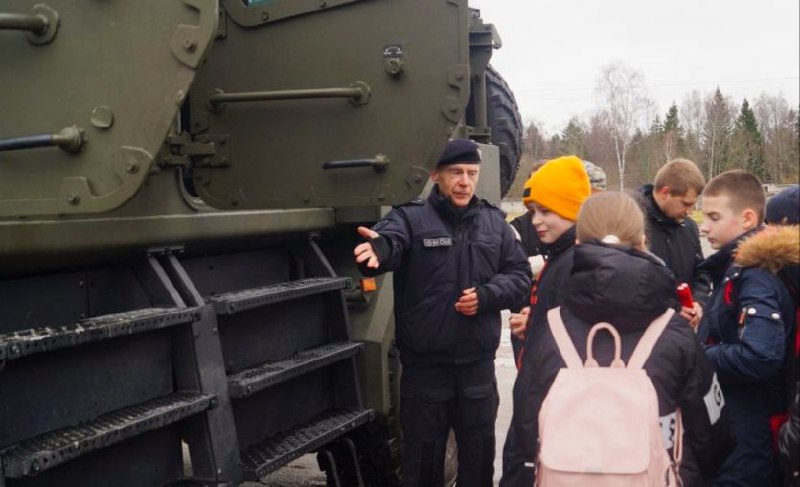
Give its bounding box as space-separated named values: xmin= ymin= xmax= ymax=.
xmin=674 ymin=408 xmax=684 ymax=466
xmin=547 ymin=307 xmax=583 ymax=369
xmin=627 ymin=308 xmax=676 ymax=370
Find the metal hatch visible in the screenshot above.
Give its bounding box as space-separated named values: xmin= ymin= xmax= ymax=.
xmin=187 ymin=0 xmax=471 ymax=210
xmin=0 ymin=0 xmax=218 ymax=217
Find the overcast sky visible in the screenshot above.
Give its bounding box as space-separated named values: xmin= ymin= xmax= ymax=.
xmin=468 ymin=0 xmax=800 ymax=135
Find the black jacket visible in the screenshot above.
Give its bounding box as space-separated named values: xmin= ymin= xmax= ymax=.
xmin=360 ymin=187 xmax=531 ymax=366
xmin=513 ymin=243 xmax=734 ymax=486
xmin=527 ymin=226 xmax=577 ymax=318
xmin=639 ymin=184 xmax=711 ymax=307
xmin=780 ymin=388 xmax=800 ymax=486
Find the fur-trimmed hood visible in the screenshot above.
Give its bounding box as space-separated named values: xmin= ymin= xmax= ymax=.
xmin=735 ymin=225 xmax=800 ymax=274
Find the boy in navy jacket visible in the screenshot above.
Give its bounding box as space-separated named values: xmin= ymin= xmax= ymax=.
xmin=698 ymin=170 xmax=797 ymax=485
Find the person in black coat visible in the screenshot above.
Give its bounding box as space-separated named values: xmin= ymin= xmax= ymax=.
xmin=354 ymin=139 xmax=531 ymax=487
xmin=638 ymin=158 xmax=710 ymax=330
xmin=514 ymin=192 xmax=734 ymax=486
xmin=500 ymin=156 xmax=592 ymax=487
xmin=764 ymin=184 xmax=800 ymax=486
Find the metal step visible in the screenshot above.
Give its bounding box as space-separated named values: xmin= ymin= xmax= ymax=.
xmin=240 ymin=408 xmax=375 ymax=481
xmin=206 ymin=277 xmax=351 ymax=315
xmin=227 ymin=342 xmax=364 ymax=398
xmin=0 ymin=307 xmax=199 ymax=361
xmin=0 ymin=392 xmax=216 ymax=478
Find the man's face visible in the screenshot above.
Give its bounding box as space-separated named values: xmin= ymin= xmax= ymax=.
xmin=655 ymin=187 xmax=698 ymax=221
xmin=530 ymin=203 xmax=574 ymax=244
xmin=700 ymin=195 xmax=745 ymax=249
xmin=431 ymin=163 xmax=480 ymax=208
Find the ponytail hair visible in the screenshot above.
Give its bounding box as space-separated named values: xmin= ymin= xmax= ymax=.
xmin=576 ymin=192 xmax=646 ymax=249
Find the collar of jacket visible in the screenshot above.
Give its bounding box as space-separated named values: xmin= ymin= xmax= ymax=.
xmin=428 ymin=185 xmax=481 ymax=224
xmin=565 ymin=241 xmax=676 ymax=333
xmin=700 ymin=227 xmax=761 ymax=286
xmin=640 ymin=184 xmax=683 ymax=228
xmin=735 ymin=225 xmax=800 ymax=275
xmin=543 ymin=225 xmax=577 ymax=261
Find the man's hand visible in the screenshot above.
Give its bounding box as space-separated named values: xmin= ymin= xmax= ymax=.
xmin=509 ymin=306 xmax=530 ymax=340
xmin=354 ymin=226 xmax=380 ymax=268
xmin=679 ymin=302 xmax=703 ymax=331
xmin=455 ymin=287 xmax=479 ymax=316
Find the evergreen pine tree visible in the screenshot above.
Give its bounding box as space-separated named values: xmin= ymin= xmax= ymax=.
xmin=732 ymin=99 xmax=765 ymax=178
xmin=663 ymin=103 xmax=681 ymax=134
xmin=559 ymin=117 xmax=586 ymax=156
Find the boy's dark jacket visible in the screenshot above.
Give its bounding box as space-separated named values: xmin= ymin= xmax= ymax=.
xmin=514 ymin=242 xmax=734 ymax=486
xmin=359 ymin=187 xmax=531 ymax=366
xmin=638 ymin=184 xmax=711 ymax=307
xmin=697 ymin=225 xmax=799 ymax=485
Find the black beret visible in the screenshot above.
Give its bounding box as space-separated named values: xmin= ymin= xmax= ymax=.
xmin=437 ymin=139 xmax=481 ymax=166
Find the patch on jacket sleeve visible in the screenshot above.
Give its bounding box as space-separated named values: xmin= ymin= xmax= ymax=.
xmin=703 ymin=373 xmax=725 ymax=425
xmin=659 ymin=411 xmax=677 ymax=449
xmin=423 ymin=237 xmax=453 ymax=248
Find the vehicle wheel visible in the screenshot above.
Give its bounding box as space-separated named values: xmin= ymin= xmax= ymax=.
xmin=485 ymin=65 xmax=523 ymax=198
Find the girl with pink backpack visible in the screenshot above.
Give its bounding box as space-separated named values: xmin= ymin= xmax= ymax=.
xmin=512 ymin=192 xmax=734 ymax=486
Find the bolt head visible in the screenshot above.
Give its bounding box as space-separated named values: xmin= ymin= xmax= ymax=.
xmin=182 ymin=38 xmax=197 ymax=52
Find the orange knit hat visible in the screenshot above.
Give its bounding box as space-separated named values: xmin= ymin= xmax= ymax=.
xmin=522 ymin=155 xmax=590 ymax=221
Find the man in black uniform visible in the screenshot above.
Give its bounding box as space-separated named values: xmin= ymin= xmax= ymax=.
xmin=354 ymin=139 xmax=531 ymax=487
xmin=638 ymin=158 xmax=710 ymax=328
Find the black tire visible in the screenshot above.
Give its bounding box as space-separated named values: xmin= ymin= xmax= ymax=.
xmin=485 ymin=65 xmax=523 ymax=198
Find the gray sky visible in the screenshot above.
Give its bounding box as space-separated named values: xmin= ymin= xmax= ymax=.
xmin=469 ymin=0 xmax=800 ymax=135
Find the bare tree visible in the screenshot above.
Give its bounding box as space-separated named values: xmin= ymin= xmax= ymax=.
xmin=594 ymin=62 xmax=654 ymax=190
xmin=680 ymin=90 xmax=706 ymax=163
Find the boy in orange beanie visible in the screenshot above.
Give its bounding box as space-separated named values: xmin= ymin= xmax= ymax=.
xmin=501 ymin=155 xmax=591 ymax=487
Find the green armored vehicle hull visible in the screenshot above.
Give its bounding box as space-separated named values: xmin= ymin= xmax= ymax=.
xmin=0 ymin=1 xmax=521 ymax=485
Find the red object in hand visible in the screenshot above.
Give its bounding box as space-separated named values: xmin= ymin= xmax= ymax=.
xmin=677 ymin=283 xmax=694 ymax=308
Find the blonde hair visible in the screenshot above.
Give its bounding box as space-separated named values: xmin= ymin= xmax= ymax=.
xmin=577 ymin=192 xmax=645 ymax=249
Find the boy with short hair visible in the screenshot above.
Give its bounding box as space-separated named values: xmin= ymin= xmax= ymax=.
xmin=698 ymin=170 xmax=797 ymax=485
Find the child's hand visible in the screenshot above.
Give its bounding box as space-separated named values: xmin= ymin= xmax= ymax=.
xmin=510 ymin=306 xmax=530 ymax=340
xmin=680 ymin=302 xmax=703 ymax=331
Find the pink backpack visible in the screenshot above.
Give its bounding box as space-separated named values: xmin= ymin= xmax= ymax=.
xmin=536 ymin=307 xmax=683 ymax=487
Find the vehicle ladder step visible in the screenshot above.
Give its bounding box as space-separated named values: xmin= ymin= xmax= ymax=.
xmin=240 ymin=408 xmax=375 ymax=481
xmin=0 ymin=392 xmax=216 ymax=478
xmin=0 ymin=307 xmax=199 ymax=361
xmin=206 ymin=277 xmax=351 ymax=315
xmin=228 ymin=341 xmax=363 ymax=398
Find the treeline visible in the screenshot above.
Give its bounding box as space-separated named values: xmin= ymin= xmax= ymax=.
xmin=513 ymin=83 xmax=799 ymax=196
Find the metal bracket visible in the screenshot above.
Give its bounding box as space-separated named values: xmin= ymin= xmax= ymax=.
xmin=163 ymin=133 xmax=230 ymax=168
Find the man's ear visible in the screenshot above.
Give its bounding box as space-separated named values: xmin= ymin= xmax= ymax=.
xmin=654 ymin=186 xmax=671 ymax=202
xmin=741 ymin=208 xmax=759 ymax=231
xmin=430 ymin=169 xmax=440 ymax=184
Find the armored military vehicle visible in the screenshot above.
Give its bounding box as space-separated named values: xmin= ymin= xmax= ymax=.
xmin=0 ymin=1 xmax=522 ymax=485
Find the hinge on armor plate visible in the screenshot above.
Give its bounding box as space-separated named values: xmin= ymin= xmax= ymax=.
xmin=161 ymin=133 xmax=230 ymax=168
